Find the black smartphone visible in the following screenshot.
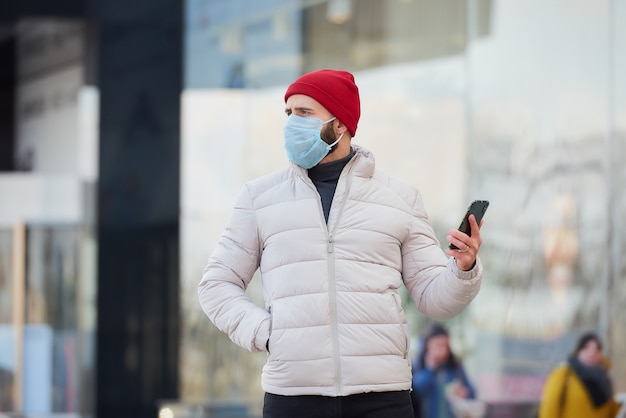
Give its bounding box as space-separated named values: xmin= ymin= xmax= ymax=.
xmin=449 ymin=200 xmax=489 ymax=250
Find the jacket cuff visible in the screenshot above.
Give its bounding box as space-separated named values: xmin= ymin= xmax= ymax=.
xmin=450 ymin=256 xmax=483 ymax=282
xmin=253 ymin=317 xmax=271 ymax=352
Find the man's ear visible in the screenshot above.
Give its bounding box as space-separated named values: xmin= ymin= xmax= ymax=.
xmin=335 ymin=119 xmax=350 ymax=137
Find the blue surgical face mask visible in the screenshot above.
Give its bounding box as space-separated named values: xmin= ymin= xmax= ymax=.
xmin=283 ymin=114 xmax=344 ymax=169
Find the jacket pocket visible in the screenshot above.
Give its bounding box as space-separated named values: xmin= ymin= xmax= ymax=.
xmin=391 ymin=292 xmax=410 ymax=360
xmin=266 ymin=305 xmax=273 ymax=357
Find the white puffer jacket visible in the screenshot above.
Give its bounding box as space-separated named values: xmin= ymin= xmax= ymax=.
xmin=198 ymin=145 xmax=482 ymax=397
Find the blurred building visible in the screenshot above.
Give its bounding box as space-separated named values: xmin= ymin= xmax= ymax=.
xmin=0 ymin=2 xmax=182 ymax=418
xmin=0 ymin=1 xmax=625 ymax=418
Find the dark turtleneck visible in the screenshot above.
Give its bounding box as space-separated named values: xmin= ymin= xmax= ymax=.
xmin=308 ymin=148 xmax=356 ymax=223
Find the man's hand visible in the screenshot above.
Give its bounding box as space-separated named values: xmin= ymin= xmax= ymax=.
xmin=445 ymin=214 xmax=483 ymax=271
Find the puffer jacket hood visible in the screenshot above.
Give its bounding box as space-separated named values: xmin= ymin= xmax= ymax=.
xmin=198 ymin=144 xmax=482 ymax=397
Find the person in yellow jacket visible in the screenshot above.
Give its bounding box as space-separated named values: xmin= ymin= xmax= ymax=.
xmin=538 ymin=332 xmax=621 ymax=418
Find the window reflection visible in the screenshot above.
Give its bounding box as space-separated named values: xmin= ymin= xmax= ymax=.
xmin=181 ymin=0 xmax=626 ymax=411
xmin=0 ymin=225 xmax=95 ymax=415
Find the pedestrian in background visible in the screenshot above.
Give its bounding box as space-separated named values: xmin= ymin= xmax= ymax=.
xmin=198 ymin=69 xmax=485 ymax=418
xmin=538 ymin=332 xmax=621 ymax=418
xmin=412 ymin=323 xmax=482 ymax=418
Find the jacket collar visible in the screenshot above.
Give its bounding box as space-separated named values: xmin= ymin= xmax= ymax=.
xmin=289 ymin=144 xmax=375 ymax=178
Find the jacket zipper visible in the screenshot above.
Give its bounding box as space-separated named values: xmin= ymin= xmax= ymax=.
xmin=326 ymin=235 xmax=341 ymax=395
xmin=327 ymin=165 xmax=353 ymax=396
xmin=300 ymin=159 xmax=355 ymax=396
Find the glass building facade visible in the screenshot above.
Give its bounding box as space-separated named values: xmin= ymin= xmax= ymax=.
xmin=0 ymin=0 xmax=625 ymax=417
xmin=181 ymin=0 xmax=626 ymax=415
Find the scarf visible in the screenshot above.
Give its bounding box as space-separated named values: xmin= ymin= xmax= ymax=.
xmin=566 ymin=356 xmax=613 ymax=407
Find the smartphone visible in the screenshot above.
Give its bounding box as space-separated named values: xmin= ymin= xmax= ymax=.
xmin=449 ymin=200 xmax=489 ymax=250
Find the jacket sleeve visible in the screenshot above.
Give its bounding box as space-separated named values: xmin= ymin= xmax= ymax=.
xmin=538 ymin=365 xmax=567 ymax=418
xmin=402 ymin=193 xmax=483 ymax=320
xmin=609 ymin=398 xmax=622 ymax=417
xmin=457 ymin=366 xmax=477 ymax=399
xmin=197 ymin=185 xmax=271 ymax=353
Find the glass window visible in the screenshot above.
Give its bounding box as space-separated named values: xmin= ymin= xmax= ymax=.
xmin=0 ymin=229 xmax=14 ymax=410
xmin=181 ymin=0 xmax=626 ymax=411
xmin=0 ymin=224 xmax=95 ymax=416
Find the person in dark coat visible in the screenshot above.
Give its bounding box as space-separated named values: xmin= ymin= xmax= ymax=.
xmin=412 ymin=323 xmax=477 ymax=418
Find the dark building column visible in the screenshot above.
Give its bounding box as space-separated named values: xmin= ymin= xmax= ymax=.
xmin=0 ymin=1 xmax=183 ymax=416
xmin=91 ymin=1 xmax=182 ymax=417
xmin=0 ymin=29 xmax=15 ymax=171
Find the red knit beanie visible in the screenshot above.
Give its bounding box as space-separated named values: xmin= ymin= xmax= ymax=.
xmin=284 ymin=69 xmax=361 ymax=137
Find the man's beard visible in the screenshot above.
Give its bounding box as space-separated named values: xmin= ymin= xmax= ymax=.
xmin=320 ymin=122 xmax=339 ymax=154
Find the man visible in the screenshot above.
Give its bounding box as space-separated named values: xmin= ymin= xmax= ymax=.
xmin=198 ymin=69 xmax=484 ymax=418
